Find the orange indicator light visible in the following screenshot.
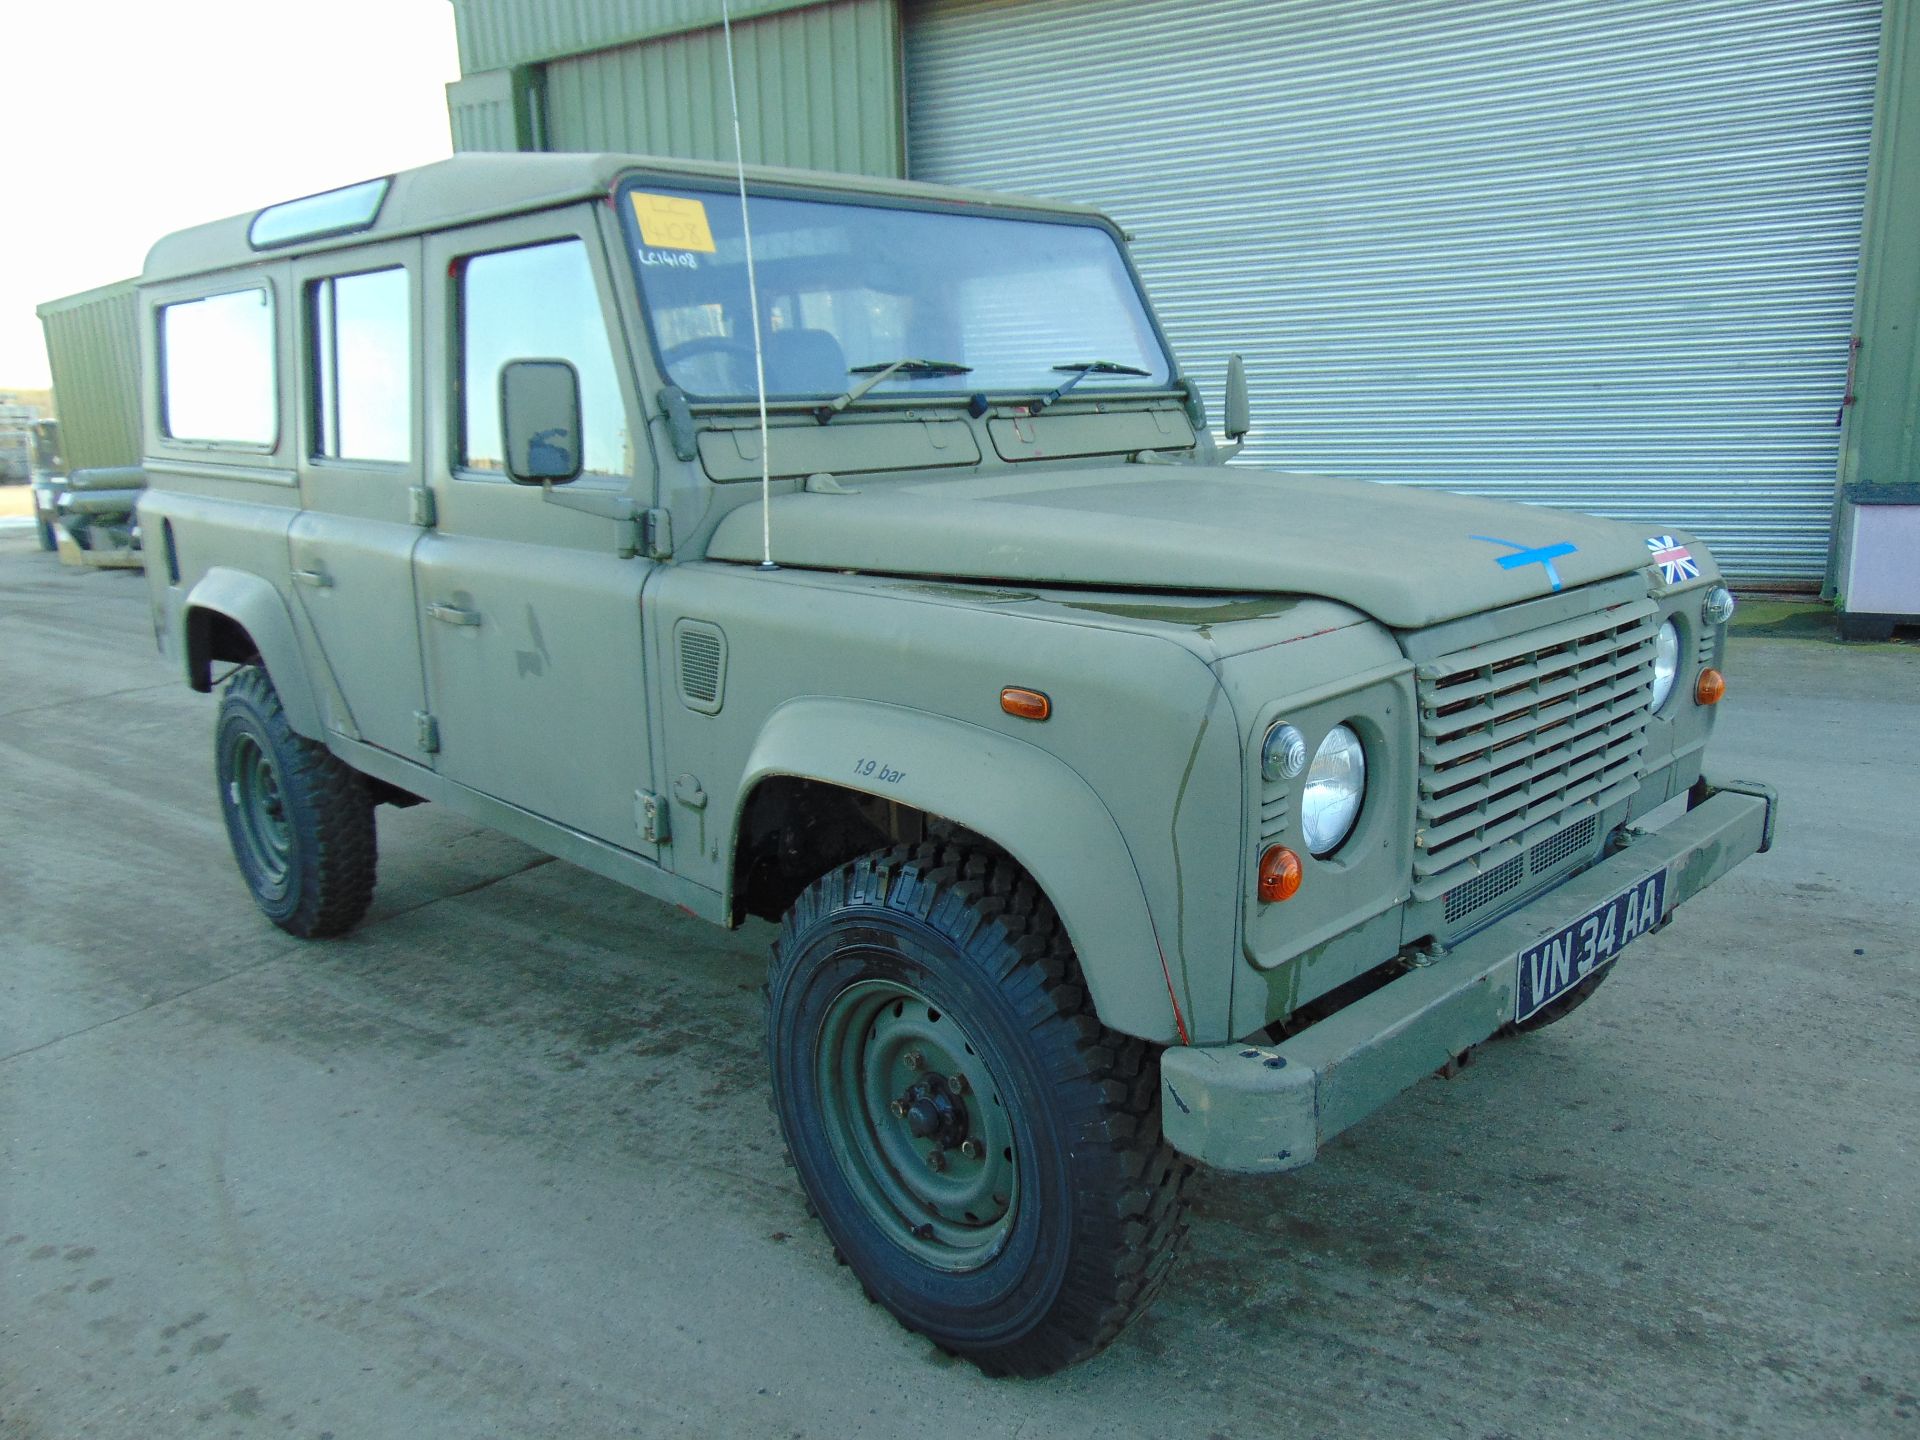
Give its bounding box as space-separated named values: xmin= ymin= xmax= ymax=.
xmin=1258 ymin=846 xmax=1303 ymax=903
xmin=1000 ymin=687 xmax=1052 ymax=721
xmin=1695 ymin=668 xmax=1726 ymax=706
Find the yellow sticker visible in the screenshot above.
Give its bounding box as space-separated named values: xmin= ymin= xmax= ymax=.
xmin=630 ymin=192 xmax=717 ymax=253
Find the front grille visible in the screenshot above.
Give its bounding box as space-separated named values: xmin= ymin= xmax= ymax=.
xmin=1441 ymin=813 xmax=1602 ymax=927
xmin=1530 ymin=814 xmax=1597 ymax=875
xmin=1444 ymin=855 xmax=1523 ymax=923
xmin=1413 ymin=597 xmax=1656 ymax=902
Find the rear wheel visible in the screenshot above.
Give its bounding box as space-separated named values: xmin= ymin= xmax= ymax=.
xmin=767 ymin=842 xmax=1190 ymax=1376
xmin=215 ymin=665 xmax=376 ymax=937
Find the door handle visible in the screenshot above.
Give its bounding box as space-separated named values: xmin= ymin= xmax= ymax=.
xmin=426 ymin=602 xmax=482 ymax=627
xmin=291 ymin=567 xmax=332 ymax=588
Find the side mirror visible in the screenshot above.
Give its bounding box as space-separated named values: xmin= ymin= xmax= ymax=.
xmin=501 ymin=358 xmax=583 ymax=485
xmin=1223 ymin=353 xmax=1250 ymax=442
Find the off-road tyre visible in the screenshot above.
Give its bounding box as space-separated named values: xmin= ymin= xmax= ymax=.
xmin=766 ymin=841 xmax=1191 ymax=1377
xmin=1509 ymin=962 xmax=1613 ymax=1032
xmin=215 ymin=665 xmax=376 ymax=938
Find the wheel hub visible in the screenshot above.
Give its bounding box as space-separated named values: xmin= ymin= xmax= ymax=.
xmin=899 ymin=1081 xmax=969 ymax=1149
xmin=816 ymin=978 xmax=1020 ymax=1271
xmin=225 ymin=731 xmax=293 ymax=886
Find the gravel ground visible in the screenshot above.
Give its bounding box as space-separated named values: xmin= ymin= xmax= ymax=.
xmin=2 ymin=531 xmax=1914 ymax=1439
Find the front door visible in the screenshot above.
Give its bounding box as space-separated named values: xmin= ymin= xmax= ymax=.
xmin=415 ymin=212 xmax=660 ymax=856
xmin=286 ymin=239 xmax=429 ymax=759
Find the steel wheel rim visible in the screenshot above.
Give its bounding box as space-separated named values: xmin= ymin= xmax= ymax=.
xmin=815 ymin=975 xmax=1019 ymax=1272
xmin=227 ymin=732 xmax=292 ymax=887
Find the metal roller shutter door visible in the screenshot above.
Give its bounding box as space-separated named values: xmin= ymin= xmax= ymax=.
xmin=905 ymin=0 xmax=1882 ymax=583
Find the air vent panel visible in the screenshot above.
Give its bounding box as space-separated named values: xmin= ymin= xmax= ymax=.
xmin=675 ymin=620 xmax=727 ymax=715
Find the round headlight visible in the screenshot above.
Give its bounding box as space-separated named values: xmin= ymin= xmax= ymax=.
xmin=1702 ymin=584 xmax=1736 ymax=626
xmin=1301 ymin=724 xmax=1365 ymax=857
xmin=1261 ymin=722 xmax=1308 ymax=783
xmin=1651 ymin=619 xmax=1681 ymax=711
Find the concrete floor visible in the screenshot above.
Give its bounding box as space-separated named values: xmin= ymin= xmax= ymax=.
xmin=1 ymin=530 xmax=1914 ymax=1439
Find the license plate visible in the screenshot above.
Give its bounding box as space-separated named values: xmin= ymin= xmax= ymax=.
xmin=1514 ymin=869 xmax=1667 ymax=1022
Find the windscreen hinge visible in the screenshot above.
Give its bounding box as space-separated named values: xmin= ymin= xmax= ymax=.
xmin=659 ymin=386 xmax=699 ymax=462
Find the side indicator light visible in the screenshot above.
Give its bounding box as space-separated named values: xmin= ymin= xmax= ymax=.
xmin=1258 ymin=845 xmax=1303 ymax=903
xmin=1695 ymin=668 xmax=1726 ymax=706
xmin=1001 ymin=687 xmax=1051 ymax=721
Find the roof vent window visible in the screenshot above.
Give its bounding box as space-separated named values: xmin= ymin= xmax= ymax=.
xmin=249 ymin=177 xmax=392 ymax=250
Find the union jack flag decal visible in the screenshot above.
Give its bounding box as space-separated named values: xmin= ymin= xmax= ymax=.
xmin=1647 ymin=535 xmax=1698 ymax=585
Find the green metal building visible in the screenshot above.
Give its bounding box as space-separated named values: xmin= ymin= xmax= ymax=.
xmin=36 ymin=279 xmax=143 ymax=474
xmin=446 ymin=0 xmax=1919 ymax=598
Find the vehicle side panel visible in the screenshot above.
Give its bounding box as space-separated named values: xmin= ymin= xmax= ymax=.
xmin=649 ymin=561 xmax=1247 ymax=1043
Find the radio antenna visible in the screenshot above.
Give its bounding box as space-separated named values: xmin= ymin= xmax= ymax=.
xmin=720 ymin=0 xmax=775 ymax=569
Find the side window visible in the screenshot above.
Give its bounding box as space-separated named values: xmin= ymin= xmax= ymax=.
xmin=160 ymin=288 xmax=276 ymax=445
xmin=459 ymin=239 xmax=630 ymax=479
xmin=309 ymin=267 xmax=410 ymax=462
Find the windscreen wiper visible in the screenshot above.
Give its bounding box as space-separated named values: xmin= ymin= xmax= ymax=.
xmin=815 ymin=358 xmax=972 ymax=425
xmin=1029 ymin=360 xmax=1152 ymax=414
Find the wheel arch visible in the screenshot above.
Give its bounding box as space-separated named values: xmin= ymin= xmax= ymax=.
xmin=731 ymin=697 xmax=1184 ymax=1044
xmin=182 ymin=567 xmax=324 ymax=739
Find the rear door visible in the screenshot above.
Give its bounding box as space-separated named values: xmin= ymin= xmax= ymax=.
xmin=286 ymin=239 xmax=430 ymax=758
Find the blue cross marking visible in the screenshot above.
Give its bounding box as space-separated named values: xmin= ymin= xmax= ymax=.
xmin=1469 ymin=535 xmax=1578 ymax=592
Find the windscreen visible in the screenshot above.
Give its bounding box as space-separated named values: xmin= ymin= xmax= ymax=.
xmin=621 ymin=183 xmax=1172 ymax=401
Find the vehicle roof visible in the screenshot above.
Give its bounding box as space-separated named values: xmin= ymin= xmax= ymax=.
xmin=141 ymin=152 xmax=1111 ymax=285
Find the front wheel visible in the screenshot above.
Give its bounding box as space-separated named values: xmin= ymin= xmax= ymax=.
xmin=767 ymin=842 xmax=1190 ymax=1376
xmin=215 ymin=665 xmax=376 ymax=937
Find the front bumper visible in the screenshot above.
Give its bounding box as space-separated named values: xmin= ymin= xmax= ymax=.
xmin=1160 ymin=778 xmax=1775 ymax=1174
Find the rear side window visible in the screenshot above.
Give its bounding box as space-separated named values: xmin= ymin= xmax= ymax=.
xmin=459 ymin=239 xmax=629 ymax=479
xmin=309 ymin=267 xmax=410 ymax=462
xmin=160 ymin=289 xmax=276 ymax=445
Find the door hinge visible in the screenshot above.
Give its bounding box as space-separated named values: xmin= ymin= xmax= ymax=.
xmin=643 ymin=507 xmax=673 ymax=560
xmin=636 ymin=790 xmax=669 ymax=844
xmin=415 ymin=711 xmax=441 ymax=754
xmin=409 ymin=486 xmax=438 ymax=528
xmin=1836 ymin=335 xmax=1862 ymax=427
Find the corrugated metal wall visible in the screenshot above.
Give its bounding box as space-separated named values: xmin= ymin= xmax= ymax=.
xmin=35 ymin=280 xmax=142 ymax=473
xmin=454 ymin=0 xmax=831 ymax=75
xmin=544 ymin=0 xmax=901 ymax=176
xmin=1839 ymin=0 xmax=1920 ymax=501
xmin=448 ymin=69 xmax=539 ymax=152
xmin=907 ymin=0 xmax=1882 ymax=582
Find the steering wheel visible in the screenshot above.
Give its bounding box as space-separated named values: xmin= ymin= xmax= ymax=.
xmin=660 ymin=336 xmax=759 ymax=393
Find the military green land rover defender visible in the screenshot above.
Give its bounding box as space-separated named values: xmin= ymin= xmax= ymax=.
xmin=139 ymin=154 xmax=1775 ymax=1375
